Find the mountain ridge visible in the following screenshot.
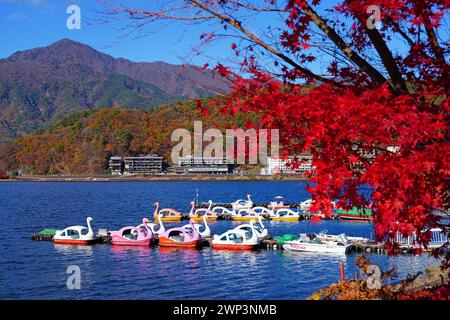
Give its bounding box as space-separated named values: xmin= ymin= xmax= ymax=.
xmin=0 ymin=38 xmax=230 ymax=141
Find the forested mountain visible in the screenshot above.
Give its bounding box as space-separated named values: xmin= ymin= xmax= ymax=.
xmin=0 ymin=39 xmax=230 ymax=141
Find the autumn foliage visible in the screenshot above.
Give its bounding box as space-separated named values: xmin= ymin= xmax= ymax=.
xmin=5 ymin=99 xmax=252 ymax=175
xmin=99 ymin=0 xmax=448 ymax=258
xmin=309 ymin=256 xmax=450 ymax=300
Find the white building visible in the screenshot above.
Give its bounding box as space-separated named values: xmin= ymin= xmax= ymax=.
xmin=260 ymin=156 xmax=314 ymax=175
xmin=174 ymin=156 xmax=233 ymax=174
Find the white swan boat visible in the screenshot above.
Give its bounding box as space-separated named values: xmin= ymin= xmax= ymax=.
xmin=270 ymin=208 xmax=301 ymax=221
xmin=298 ymin=199 xmax=313 ymax=212
xmin=231 ymin=194 xmax=253 ymax=211
xmin=212 ymin=206 xmax=235 ymax=218
xmin=233 ymin=216 xmax=269 ymax=239
xmin=53 ymin=217 xmax=96 ymax=245
xmin=182 ymin=215 xmax=212 ymax=238
xmin=211 ymin=219 xmax=260 ymax=250
xmin=298 ymin=199 xmax=336 ymax=212
xmin=231 ymin=208 xmax=261 ymax=221
xmin=282 ymin=233 xmax=352 ymax=254
xmin=189 ymin=200 xmax=218 ymax=222
xmin=137 ymin=211 xmax=166 ymax=236
xmin=251 ymin=206 xmax=273 ymax=219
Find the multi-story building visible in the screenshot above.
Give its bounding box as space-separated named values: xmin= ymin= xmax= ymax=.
xmin=108 ymin=155 xmax=164 ymax=175
xmin=173 ymin=156 xmax=233 ymax=174
xmin=260 ymin=155 xmax=314 ymax=175
xmin=123 ymin=155 xmax=164 ymax=175
xmin=108 ymin=156 xmax=123 ymax=175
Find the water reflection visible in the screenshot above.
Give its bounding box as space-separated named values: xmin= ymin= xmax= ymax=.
xmin=53 ymin=244 xmax=94 ymax=256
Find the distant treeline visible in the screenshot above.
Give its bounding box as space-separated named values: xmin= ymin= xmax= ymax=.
xmin=0 ymin=98 xmax=261 ymax=175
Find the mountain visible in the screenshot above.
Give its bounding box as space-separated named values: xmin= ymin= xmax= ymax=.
xmin=0 ymin=39 xmax=230 ymax=141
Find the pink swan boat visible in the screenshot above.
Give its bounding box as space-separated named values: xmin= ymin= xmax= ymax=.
xmin=158 ymin=222 xmax=202 ymax=248
xmin=110 ymin=218 xmax=154 ymax=246
xmin=189 ymin=200 xmax=218 ymax=222
xmin=153 ymin=202 xmax=183 ymax=222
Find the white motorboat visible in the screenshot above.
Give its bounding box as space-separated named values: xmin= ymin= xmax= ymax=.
xmin=282 ymin=233 xmax=352 ymax=254
xmin=317 ymin=230 xmax=368 ymax=243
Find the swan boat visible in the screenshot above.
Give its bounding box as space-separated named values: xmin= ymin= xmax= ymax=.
xmin=233 ymin=216 xmax=269 ymax=240
xmin=282 ymin=233 xmax=352 ymax=254
xmin=231 ymin=194 xmax=253 ymax=211
xmin=298 ymin=199 xmax=313 ymax=212
xmin=189 ymin=200 xmax=218 ymax=222
xmin=53 ymin=217 xmax=96 ymax=245
xmin=211 ymin=219 xmax=260 ymax=250
xmin=158 ymin=222 xmax=202 ymax=248
xmin=110 ymin=218 xmax=154 ymax=246
xmin=153 ymin=202 xmax=183 ymax=222
xmin=182 ymin=215 xmax=211 ymax=238
xmin=251 ymin=206 xmax=272 ymax=219
xmin=212 ymin=206 xmax=235 ymax=219
xmin=269 ymin=208 xmax=301 ymax=221
xmin=230 ymin=208 xmax=261 ymax=221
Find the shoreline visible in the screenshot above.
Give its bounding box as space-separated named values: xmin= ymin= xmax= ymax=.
xmin=0 ymin=174 xmax=309 ymax=182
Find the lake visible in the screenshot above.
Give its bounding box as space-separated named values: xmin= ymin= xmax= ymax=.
xmin=0 ymin=181 xmax=439 ymax=299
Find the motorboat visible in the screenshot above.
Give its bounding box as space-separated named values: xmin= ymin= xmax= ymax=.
xmin=110 ymin=218 xmax=154 ymax=246
xmin=282 ymin=233 xmax=352 ymax=254
xmin=268 ymin=196 xmax=290 ymax=210
xmin=230 ymin=208 xmax=260 ymax=221
xmin=269 ymin=208 xmax=301 ymax=221
xmin=158 ymin=222 xmax=202 ymax=248
xmin=299 ymin=199 xmax=336 ymax=214
xmin=336 ymin=206 xmax=373 ymax=221
xmin=233 ymin=216 xmax=269 ymax=240
xmin=182 ymin=215 xmax=212 ymax=238
xmin=154 ymin=202 xmax=183 ymax=222
xmin=231 ymin=194 xmax=253 ymax=211
xmin=211 ymin=219 xmax=260 ymax=250
xmin=53 ymin=217 xmax=96 ymax=245
xmin=316 ymin=230 xmax=368 ymax=243
xmin=189 ymin=200 xmax=218 ymax=222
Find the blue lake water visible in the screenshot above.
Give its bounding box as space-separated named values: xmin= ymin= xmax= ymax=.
xmin=0 ymin=181 xmax=440 ymax=299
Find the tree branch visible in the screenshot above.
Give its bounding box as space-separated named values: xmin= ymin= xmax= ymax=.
xmin=300 ymin=3 xmax=388 ymax=87
xmin=189 ymin=0 xmax=337 ymax=85
xmin=365 ymin=28 xmax=409 ymax=93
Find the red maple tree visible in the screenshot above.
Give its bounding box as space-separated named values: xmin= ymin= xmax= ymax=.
xmin=98 ymin=1 xmax=449 ymax=260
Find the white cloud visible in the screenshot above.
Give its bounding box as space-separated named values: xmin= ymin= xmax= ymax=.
xmin=5 ymin=12 xmax=29 ymax=20
xmin=0 ymin=0 xmax=46 ymax=6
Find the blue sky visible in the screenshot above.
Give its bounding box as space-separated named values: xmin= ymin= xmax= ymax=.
xmin=1 ymin=0 xmax=448 ymax=72
xmin=0 ymin=0 xmax=230 ymax=65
